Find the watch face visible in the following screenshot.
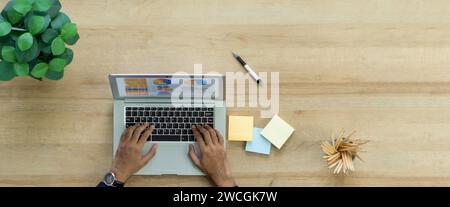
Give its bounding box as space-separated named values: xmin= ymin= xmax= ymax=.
xmin=104 ymin=173 xmax=115 ymax=185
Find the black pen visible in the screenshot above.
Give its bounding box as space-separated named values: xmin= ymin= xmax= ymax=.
xmin=232 ymin=52 xmax=262 ymax=84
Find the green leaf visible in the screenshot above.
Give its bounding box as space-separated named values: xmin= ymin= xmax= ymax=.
xmin=15 ymin=39 xmax=39 ymax=62
xmin=17 ymin=32 xmax=34 ymax=51
xmin=8 ymin=31 xmax=21 ymax=42
xmin=0 ymin=35 xmax=15 ymax=47
xmin=6 ymin=8 xmax=23 ymax=25
xmin=50 ymin=12 xmax=70 ymax=30
xmin=61 ymin=23 xmax=77 ymax=41
xmin=64 ymin=33 xmax=79 ymax=45
xmin=41 ymin=44 xmax=51 ymax=55
xmin=0 ymin=61 xmax=15 ymax=81
xmin=31 ymin=62 xmax=48 ymax=78
xmin=13 ymin=62 xmax=29 ymax=76
xmin=13 ymin=0 xmax=33 ymax=15
xmin=0 ymin=21 xmax=12 ymax=37
xmin=57 ymin=48 xmax=73 ymax=65
xmin=47 ymin=0 xmax=61 ymax=18
xmin=33 ymin=0 xmax=52 ymax=12
xmin=38 ymin=37 xmax=52 ymax=59
xmin=1 ymin=46 xmax=17 ymax=62
xmin=51 ymin=36 xmax=65 ymax=55
xmin=26 ymin=15 xmax=50 ymax=35
xmin=41 ymin=28 xmax=58 ymax=43
xmin=2 ymin=1 xmax=23 ymax=25
xmin=45 ymin=69 xmax=63 ymax=80
xmin=48 ymin=57 xmax=66 ymax=72
xmin=28 ymin=58 xmax=40 ymax=69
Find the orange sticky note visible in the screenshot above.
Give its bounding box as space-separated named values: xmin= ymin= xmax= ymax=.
xmin=228 ymin=116 xmax=254 ymax=141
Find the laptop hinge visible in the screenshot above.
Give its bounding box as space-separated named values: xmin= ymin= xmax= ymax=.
xmin=124 ymin=98 xmax=173 ymax=104
xmin=123 ymin=98 xmax=216 ymax=104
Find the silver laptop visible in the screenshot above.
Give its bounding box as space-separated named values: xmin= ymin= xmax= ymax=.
xmin=109 ymin=74 xmax=226 ymax=175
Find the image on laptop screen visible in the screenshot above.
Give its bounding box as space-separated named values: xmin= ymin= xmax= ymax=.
xmin=114 ymin=75 xmax=222 ymax=99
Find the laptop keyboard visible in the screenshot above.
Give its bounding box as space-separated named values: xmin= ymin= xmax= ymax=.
xmin=125 ymin=106 xmax=214 ymax=142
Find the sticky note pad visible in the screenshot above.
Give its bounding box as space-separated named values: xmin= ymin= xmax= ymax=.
xmin=228 ymin=116 xmax=253 ymax=141
xmin=261 ymin=115 xmax=295 ymax=149
xmin=245 ymin=128 xmax=271 ymax=155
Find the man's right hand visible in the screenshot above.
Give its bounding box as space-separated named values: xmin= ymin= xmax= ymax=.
xmin=188 ymin=125 xmax=236 ymax=187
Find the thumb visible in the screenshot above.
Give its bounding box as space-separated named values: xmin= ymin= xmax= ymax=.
xmin=189 ymin=144 xmax=202 ymax=169
xmin=142 ymin=144 xmax=158 ymax=165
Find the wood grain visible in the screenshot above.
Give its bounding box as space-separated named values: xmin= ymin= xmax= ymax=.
xmin=1 ymin=0 xmax=450 ymax=186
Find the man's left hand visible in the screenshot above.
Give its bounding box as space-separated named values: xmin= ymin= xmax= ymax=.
xmin=111 ymin=123 xmax=157 ymax=183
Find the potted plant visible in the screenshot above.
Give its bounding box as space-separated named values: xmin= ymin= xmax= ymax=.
xmin=0 ymin=0 xmax=79 ymax=81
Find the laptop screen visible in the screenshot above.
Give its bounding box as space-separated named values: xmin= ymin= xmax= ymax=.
xmin=109 ymin=74 xmax=224 ymax=100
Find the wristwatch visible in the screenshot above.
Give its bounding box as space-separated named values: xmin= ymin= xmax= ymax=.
xmin=102 ymin=171 xmax=125 ymax=187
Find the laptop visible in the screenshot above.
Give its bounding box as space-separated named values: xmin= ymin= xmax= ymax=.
xmin=109 ymin=74 xmax=226 ymax=175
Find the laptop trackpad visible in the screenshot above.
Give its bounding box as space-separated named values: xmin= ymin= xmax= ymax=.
xmin=138 ymin=143 xmax=188 ymax=175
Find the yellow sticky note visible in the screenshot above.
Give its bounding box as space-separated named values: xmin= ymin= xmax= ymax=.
xmin=228 ymin=116 xmax=254 ymax=141
xmin=261 ymin=115 xmax=294 ymax=149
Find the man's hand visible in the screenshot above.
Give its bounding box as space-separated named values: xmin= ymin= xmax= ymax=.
xmin=111 ymin=123 xmax=157 ymax=183
xmin=188 ymin=125 xmax=236 ymax=187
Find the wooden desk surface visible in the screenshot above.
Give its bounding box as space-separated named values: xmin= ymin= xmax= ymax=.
xmin=1 ymin=0 xmax=450 ymax=186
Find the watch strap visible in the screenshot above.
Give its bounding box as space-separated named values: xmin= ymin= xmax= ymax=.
xmin=112 ymin=180 xmax=125 ymax=188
